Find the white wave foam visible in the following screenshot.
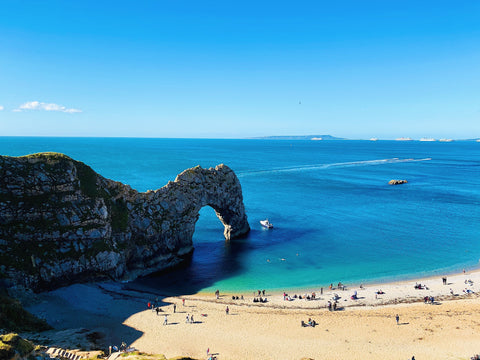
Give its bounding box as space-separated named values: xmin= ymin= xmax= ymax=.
xmin=237 ymin=158 xmax=432 ymax=177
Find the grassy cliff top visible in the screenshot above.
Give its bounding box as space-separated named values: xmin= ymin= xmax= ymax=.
xmin=2 ymin=152 xmax=74 ymax=162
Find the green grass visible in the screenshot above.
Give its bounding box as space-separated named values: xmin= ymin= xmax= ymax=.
xmin=20 ymin=152 xmax=72 ymax=161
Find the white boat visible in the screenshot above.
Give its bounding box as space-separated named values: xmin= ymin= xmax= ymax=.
xmin=260 ymin=219 xmax=273 ymax=229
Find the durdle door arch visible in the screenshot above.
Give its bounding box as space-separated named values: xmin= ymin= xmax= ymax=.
xmin=165 ymin=164 xmax=251 ymax=241
xmin=0 ymin=153 xmax=249 ymax=291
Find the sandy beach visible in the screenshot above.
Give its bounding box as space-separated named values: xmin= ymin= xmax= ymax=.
xmin=27 ymin=269 xmax=480 ymax=360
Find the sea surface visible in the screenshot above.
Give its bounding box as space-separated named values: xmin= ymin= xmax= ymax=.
xmin=1 ymin=137 xmax=480 ymax=294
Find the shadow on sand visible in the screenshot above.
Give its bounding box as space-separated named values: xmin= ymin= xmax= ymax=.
xmin=26 ymin=229 xmax=260 ymax=350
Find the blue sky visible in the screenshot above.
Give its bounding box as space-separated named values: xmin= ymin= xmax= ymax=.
xmin=0 ymin=1 xmax=479 ymax=139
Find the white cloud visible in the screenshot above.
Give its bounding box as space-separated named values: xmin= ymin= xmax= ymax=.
xmin=16 ymin=101 xmax=82 ymax=113
xmin=0 ymin=105 xmax=4 ymax=111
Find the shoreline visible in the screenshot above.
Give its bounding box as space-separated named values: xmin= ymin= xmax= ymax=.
xmin=188 ymin=259 xmax=480 ymax=295
xmin=194 ymin=265 xmax=480 ymax=296
xmin=25 ymin=266 xmax=480 ymax=359
xmin=184 ymin=267 xmax=480 ymax=311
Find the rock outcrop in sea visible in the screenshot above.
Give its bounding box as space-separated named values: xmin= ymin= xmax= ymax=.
xmin=388 ymin=179 xmax=408 ymax=185
xmin=0 ymin=153 xmax=250 ymax=291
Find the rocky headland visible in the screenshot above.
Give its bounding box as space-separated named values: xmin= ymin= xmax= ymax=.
xmin=0 ymin=153 xmax=250 ymax=292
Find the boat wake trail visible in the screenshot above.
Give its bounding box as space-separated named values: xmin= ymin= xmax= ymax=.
xmin=237 ymin=158 xmax=432 ymax=177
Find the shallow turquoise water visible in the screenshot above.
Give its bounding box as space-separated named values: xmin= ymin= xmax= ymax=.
xmin=1 ymin=137 xmax=480 ymax=293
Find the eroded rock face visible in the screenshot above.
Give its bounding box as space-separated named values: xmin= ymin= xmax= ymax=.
xmin=0 ymin=153 xmax=249 ymax=291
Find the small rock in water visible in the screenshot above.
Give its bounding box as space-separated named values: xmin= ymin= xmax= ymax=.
xmin=388 ymin=179 xmax=408 ymax=185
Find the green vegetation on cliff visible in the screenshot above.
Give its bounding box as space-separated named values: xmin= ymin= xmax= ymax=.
xmin=23 ymin=152 xmax=71 ymax=160
xmin=0 ymin=333 xmax=34 ymax=360
xmin=75 ymin=161 xmax=100 ymax=198
xmin=111 ymin=199 xmax=129 ymax=232
xmin=0 ymin=290 xmax=51 ymax=333
xmin=75 ymin=157 xmax=130 ymax=232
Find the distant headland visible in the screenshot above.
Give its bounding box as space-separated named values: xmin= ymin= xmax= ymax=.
xmin=252 ymin=135 xmax=346 ymax=140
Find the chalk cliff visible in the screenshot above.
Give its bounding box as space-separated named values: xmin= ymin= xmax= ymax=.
xmin=0 ymin=153 xmax=250 ymax=291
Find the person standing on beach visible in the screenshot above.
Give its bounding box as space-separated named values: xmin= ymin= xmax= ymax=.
xmin=173 ymin=304 xmax=176 ymax=313
xmin=186 ymin=314 xmax=189 ymax=323
xmin=190 ymin=314 xmax=194 ymax=323
xmin=163 ymin=314 xmax=168 ymax=325
xmin=395 ymin=314 xmax=399 ymax=325
xmin=226 ymin=306 xmax=229 ymax=315
xmin=182 ymin=298 xmax=185 ymax=306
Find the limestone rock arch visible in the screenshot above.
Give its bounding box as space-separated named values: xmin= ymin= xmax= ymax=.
xmin=0 ymin=153 xmax=250 ymax=290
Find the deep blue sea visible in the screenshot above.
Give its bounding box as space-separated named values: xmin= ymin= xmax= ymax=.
xmin=1 ymin=137 xmax=480 ymax=294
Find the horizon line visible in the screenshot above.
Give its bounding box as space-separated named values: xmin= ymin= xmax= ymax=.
xmin=0 ymin=135 xmax=479 ymax=141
